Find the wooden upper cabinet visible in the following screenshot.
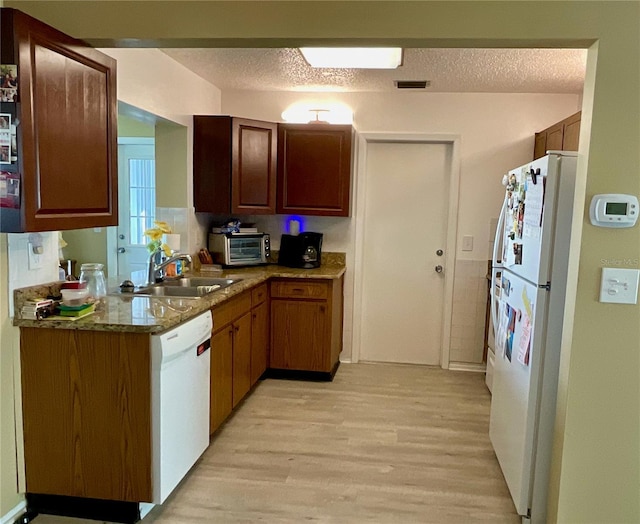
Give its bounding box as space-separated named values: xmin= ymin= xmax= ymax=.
xmin=544 ymin=122 xmax=564 ymax=152
xmin=0 ymin=8 xmax=117 ymax=232
xmin=193 ymin=116 xmax=277 ymax=214
xmin=533 ymin=111 xmax=581 ymax=160
xmin=561 ymin=111 xmax=581 ymax=152
xmin=277 ymin=124 xmax=352 ymax=217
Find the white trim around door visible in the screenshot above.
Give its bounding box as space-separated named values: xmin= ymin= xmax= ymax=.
xmin=351 ymin=133 xmax=461 ymax=370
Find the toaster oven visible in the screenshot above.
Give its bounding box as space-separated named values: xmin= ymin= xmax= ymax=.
xmin=208 ymin=232 xmax=270 ymax=267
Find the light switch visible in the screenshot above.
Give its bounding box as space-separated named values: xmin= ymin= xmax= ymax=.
xmin=27 ymin=242 xmax=44 ymax=270
xmin=462 ymin=235 xmax=474 ymax=252
xmin=599 ymin=267 xmax=640 ymax=304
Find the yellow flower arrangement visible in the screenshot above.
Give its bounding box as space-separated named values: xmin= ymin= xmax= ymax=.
xmin=144 ymin=221 xmax=173 ymax=256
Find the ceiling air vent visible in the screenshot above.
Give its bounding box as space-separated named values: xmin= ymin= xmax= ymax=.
xmin=394 ymin=80 xmax=431 ymax=89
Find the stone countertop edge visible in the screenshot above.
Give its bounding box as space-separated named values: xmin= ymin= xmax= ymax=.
xmin=13 ymin=262 xmax=346 ymax=334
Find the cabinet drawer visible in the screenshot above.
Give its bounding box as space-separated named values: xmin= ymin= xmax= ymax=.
xmin=251 ymin=283 xmax=268 ymax=307
xmin=212 ymin=292 xmax=252 ymax=332
xmin=271 ymin=280 xmax=329 ymax=299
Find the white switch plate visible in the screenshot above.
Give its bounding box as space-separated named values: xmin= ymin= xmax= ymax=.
xmin=599 ymin=267 xmax=640 ymax=304
xmin=27 ymin=242 xmax=44 ymax=270
xmin=462 ymin=235 xmax=474 ymax=251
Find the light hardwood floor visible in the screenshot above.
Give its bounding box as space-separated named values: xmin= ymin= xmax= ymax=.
xmin=33 ymin=363 xmax=519 ymax=523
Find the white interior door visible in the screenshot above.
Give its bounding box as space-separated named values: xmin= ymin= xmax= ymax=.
xmin=359 ymin=141 xmax=451 ymax=365
xmin=117 ymin=143 xmax=156 ymax=277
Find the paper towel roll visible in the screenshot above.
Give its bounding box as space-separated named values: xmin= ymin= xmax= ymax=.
xmin=164 ymin=234 xmax=181 ymax=252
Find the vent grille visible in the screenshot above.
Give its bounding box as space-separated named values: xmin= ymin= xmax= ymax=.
xmin=394 ymin=80 xmax=431 ymax=89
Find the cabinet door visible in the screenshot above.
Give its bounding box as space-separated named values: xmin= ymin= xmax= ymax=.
xmin=193 ymin=116 xmax=276 ymax=214
xmin=277 ymin=124 xmax=352 ymax=217
xmin=544 ymin=122 xmax=564 ymax=152
xmin=250 ymin=300 xmax=269 ymax=384
xmin=232 ymin=119 xmax=277 ymax=214
xmin=6 ymin=9 xmax=117 ymax=232
xmin=270 ymin=300 xmax=328 ymax=372
xmin=561 ymin=111 xmax=581 ymax=152
xmin=20 ymin=329 xmax=152 ymax=501
xmin=232 ymin=312 xmax=252 ymax=407
xmin=210 ymin=326 xmax=233 ymax=434
xmin=533 ymin=132 xmax=547 ymax=160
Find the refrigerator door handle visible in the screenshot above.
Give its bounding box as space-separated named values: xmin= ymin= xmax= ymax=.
xmin=490 ymin=267 xmax=500 ymax=341
xmin=490 ymin=196 xmax=507 ymax=341
xmin=492 ymin=196 xmax=507 ymax=268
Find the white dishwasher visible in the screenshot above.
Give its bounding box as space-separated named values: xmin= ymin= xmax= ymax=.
xmin=150 ymin=310 xmax=212 ymax=504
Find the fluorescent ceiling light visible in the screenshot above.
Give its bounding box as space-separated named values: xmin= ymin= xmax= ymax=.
xmin=300 ymin=47 xmax=403 ymax=69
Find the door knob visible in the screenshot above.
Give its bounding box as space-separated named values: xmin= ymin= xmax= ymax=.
xmin=118 ymin=234 xmax=125 ymax=240
xmin=436 ymin=249 xmax=444 ymax=256
xmin=117 ymin=247 xmax=126 ymax=253
xmin=435 ymin=265 xmax=443 ymax=273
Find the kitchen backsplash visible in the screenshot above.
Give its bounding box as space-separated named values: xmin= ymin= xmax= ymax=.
xmin=7 ymin=232 xmax=59 ymax=317
xmin=449 ymin=259 xmax=489 ymax=364
xmin=155 ymin=207 xmax=211 ymax=256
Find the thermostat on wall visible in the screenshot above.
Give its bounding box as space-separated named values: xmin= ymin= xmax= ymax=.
xmin=589 ymin=194 xmax=639 ymax=228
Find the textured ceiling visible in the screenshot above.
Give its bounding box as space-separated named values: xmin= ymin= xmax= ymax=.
xmin=160 ymin=47 xmax=587 ymax=93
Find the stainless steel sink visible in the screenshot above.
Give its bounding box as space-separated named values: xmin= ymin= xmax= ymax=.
xmin=160 ymin=277 xmax=238 ymax=288
xmin=120 ymin=277 xmax=242 ymax=298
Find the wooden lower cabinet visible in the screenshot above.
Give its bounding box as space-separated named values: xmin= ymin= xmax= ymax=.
xmin=250 ymin=283 xmax=269 ymax=383
xmin=210 ymin=325 xmax=233 ymax=435
xmin=231 ymin=312 xmax=252 ymax=408
xmin=270 ymin=277 xmax=343 ymax=376
xmin=20 ymin=329 xmax=152 ymax=502
xmin=209 ymin=290 xmax=254 ymax=434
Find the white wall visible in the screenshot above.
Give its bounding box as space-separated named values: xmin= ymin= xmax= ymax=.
xmin=100 ymin=48 xmax=222 ymax=256
xmin=221 ymin=90 xmax=581 ymax=361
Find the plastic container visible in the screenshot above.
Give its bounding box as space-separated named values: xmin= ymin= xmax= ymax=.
xmin=61 ymin=281 xmax=87 ymax=290
xmin=61 ymin=288 xmax=90 ymax=306
xmin=79 ymin=263 xmax=107 ymax=301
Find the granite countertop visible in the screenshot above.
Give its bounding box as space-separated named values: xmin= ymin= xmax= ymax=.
xmin=13 ymin=255 xmax=346 ymax=334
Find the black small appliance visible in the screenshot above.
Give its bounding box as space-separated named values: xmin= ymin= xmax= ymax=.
xmin=278 ymin=232 xmax=323 ymax=269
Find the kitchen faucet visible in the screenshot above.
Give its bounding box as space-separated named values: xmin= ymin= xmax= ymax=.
xmin=147 ymin=248 xmax=192 ymax=285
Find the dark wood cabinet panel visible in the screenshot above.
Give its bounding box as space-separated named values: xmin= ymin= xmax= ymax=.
xmin=0 ymin=8 xmax=117 ymax=232
xmin=250 ymin=300 xmax=269 ymax=383
xmin=194 ymin=116 xmax=277 ymax=214
xmin=561 ymin=112 xmax=581 ymax=151
xmin=271 ymin=300 xmax=328 ymax=371
xmin=210 ymin=326 xmax=233 ymax=434
xmin=533 ymin=111 xmax=581 ymax=160
xmin=544 ymin=122 xmax=564 ymax=152
xmin=210 ymin=290 xmax=253 ymax=427
xmin=232 ymin=311 xmax=252 ymax=407
xmin=277 ymin=124 xmax=352 ymax=216
xmin=270 ymin=277 xmax=343 ymax=375
xmin=20 ymin=329 xmax=151 ymax=502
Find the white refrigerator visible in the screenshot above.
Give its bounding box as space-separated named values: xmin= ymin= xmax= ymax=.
xmin=489 ymin=152 xmax=577 ymax=523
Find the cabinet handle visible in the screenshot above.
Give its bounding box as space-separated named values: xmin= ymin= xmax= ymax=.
xmin=252 ymin=314 xmax=257 ymax=319
xmin=235 ymin=326 xmax=240 ymax=333
xmin=292 ymin=288 xmax=304 ymax=294
xmin=320 ymin=306 xmax=325 ymax=313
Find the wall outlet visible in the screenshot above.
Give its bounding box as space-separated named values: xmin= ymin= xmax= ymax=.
xmin=599 ymin=267 xmax=640 ymax=304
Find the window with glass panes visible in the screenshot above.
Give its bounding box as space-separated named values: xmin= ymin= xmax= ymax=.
xmin=129 ymin=158 xmax=156 ymax=245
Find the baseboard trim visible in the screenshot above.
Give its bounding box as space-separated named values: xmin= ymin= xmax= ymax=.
xmin=448 ymin=362 xmax=486 ymax=373
xmin=1 ymin=500 xmax=26 ymax=524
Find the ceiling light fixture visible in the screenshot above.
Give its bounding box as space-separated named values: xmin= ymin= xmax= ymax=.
xmin=300 ymin=47 xmax=403 ymax=69
xmin=281 ymin=102 xmax=353 ymax=124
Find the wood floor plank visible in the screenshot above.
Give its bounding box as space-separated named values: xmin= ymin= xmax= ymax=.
xmin=34 ymin=363 xmax=519 ymax=523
